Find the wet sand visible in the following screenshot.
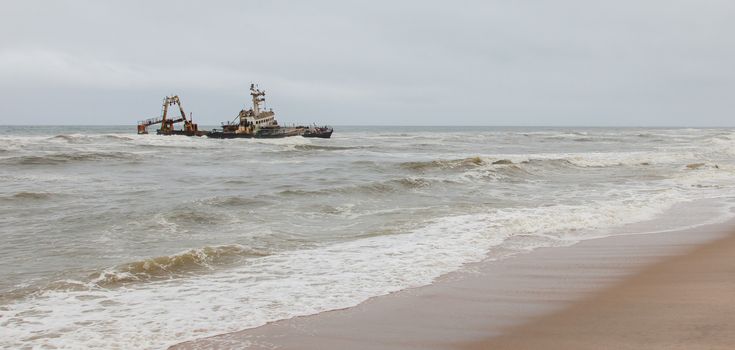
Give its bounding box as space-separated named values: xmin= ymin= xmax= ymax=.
xmin=171 ymin=215 xmax=735 ymax=350
xmin=464 ymin=226 xmax=735 ymax=349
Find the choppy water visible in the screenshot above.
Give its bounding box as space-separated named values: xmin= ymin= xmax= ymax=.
xmin=2 ymin=126 xmax=735 ymax=349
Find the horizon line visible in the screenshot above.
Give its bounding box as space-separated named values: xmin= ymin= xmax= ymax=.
xmin=1 ymin=124 xmax=734 ymax=129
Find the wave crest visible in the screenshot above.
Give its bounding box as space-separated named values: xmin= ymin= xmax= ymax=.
xmin=200 ymin=196 xmax=271 ymax=208
xmin=685 ymin=163 xmax=719 ymax=170
xmin=279 ymin=176 xmax=439 ymax=197
xmin=2 ymin=151 xmax=141 ymax=165
xmin=292 ymin=144 xmax=363 ymax=151
xmin=400 ymin=156 xmax=484 ymax=171
xmin=49 ymin=134 xmax=133 ymax=143
xmin=91 ymin=245 xmax=268 ymax=286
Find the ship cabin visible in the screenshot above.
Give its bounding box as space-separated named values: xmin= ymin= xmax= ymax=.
xmin=241 ymin=109 xmax=278 ymax=129
xmin=220 ymin=84 xmax=279 ymax=134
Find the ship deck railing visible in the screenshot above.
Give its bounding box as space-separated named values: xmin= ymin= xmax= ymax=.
xmin=138 ymin=116 xmax=164 ymax=126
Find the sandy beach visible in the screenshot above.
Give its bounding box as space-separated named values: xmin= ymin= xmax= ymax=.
xmin=464 ymin=223 xmax=735 ymax=349
xmin=171 ymin=204 xmax=735 ymax=350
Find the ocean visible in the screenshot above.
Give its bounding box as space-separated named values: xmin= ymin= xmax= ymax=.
xmin=1 ymin=126 xmax=734 ymax=349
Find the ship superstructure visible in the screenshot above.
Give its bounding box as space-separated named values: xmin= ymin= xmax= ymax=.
xmin=216 ymin=84 xmax=283 ymax=137
xmin=242 ymin=84 xmax=277 ymax=128
xmin=211 ymin=83 xmax=317 ymax=138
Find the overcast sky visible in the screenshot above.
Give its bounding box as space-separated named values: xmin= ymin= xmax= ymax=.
xmin=1 ymin=0 xmax=733 ymax=126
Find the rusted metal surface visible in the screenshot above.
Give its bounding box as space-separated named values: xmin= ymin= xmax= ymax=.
xmin=137 ymin=95 xmax=199 ymax=135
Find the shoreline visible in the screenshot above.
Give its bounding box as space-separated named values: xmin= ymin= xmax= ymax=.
xmin=171 ymin=203 xmax=735 ymax=349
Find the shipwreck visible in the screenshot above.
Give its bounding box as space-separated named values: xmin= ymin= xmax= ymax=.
xmin=136 ymin=84 xmax=332 ymax=139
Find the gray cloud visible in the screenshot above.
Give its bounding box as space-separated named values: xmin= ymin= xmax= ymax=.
xmin=1 ymin=0 xmax=734 ymax=126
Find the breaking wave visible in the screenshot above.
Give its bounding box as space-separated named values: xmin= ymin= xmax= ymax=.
xmin=400 ymin=156 xmax=570 ymax=179
xmin=199 ymin=196 xmax=272 ymax=208
xmin=685 ymin=163 xmax=720 ymax=170
xmin=400 ymin=156 xmax=599 ymax=174
xmin=278 ymin=176 xmax=442 ymax=197
xmin=392 ymin=152 xmax=710 ymax=185
xmin=279 ymin=184 xmax=390 ymax=197
xmin=49 ymin=134 xmax=86 ymax=143
xmin=1 ymin=151 xmax=141 ymax=165
xmin=91 ymin=245 xmax=269 ymax=286
xmin=400 ymin=156 xmax=485 ymax=171
xmin=0 ymin=245 xmax=271 ymax=304
xmin=400 ymin=151 xmax=698 ymax=176
xmin=292 ymin=144 xmax=365 ymax=151
xmin=48 ymin=134 xmax=134 ymax=143
xmin=101 ymin=135 xmax=134 ymax=141
xmin=520 ymin=158 xmax=578 ymax=169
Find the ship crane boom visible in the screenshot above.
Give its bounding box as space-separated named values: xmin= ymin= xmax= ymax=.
xmin=137 ymin=95 xmax=198 ymax=135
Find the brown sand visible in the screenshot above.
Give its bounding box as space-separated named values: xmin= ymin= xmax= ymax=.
xmin=464 ymin=230 xmax=735 ymax=350
xmin=171 ymin=209 xmax=734 ymax=350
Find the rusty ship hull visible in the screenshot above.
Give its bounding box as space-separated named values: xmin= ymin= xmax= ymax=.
xmin=207 ymin=127 xmax=305 ymax=139
xmin=302 ymin=127 xmax=333 ymax=138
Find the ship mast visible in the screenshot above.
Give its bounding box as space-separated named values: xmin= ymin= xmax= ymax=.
xmin=250 ymin=83 xmax=266 ymax=115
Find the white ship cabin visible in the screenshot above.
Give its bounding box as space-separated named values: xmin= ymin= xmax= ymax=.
xmin=245 ymin=110 xmax=277 ymax=127
xmin=237 ymin=84 xmax=279 ymax=129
